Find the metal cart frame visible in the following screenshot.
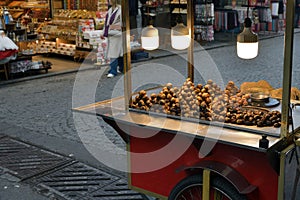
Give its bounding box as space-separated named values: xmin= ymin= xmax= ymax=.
xmin=74 ymin=0 xmax=300 ymax=199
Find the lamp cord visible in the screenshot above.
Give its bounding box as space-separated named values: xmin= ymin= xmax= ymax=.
xmin=247 ymin=0 xmax=249 ymax=18
xmin=177 ymin=0 xmax=182 ymax=23
xmin=247 ymin=6 xmax=249 ymax=18
xmin=243 ymin=0 xmax=252 ymax=28
xmin=147 ymin=6 xmax=150 ymax=25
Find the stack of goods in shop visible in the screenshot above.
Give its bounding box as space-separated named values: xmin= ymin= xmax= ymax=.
xmin=75 ymin=18 xmax=108 ymax=64
xmin=76 ymin=19 xmax=96 ymax=49
xmin=171 ymin=0 xmax=187 ymax=4
xmin=0 ymin=1 xmax=8 ymax=7
xmin=31 ymin=7 xmax=50 ymax=21
xmin=36 ymin=41 xmax=56 ymax=53
xmin=20 ymin=40 xmax=38 ymax=54
xmin=38 ymin=18 xmax=77 ymax=41
xmin=78 ymin=19 xmax=95 ymax=32
xmin=194 ymin=2 xmax=214 ymax=24
xmin=97 ymin=0 xmax=107 ymax=12
xmin=96 ymin=40 xmax=108 ymax=65
xmin=7 ymin=0 xmax=48 ymax=9
xmin=17 ymin=0 xmax=48 ymax=9
xmin=34 ymin=40 xmax=76 ymax=56
xmin=7 ymin=0 xmax=50 ymax=21
xmin=76 ymin=30 xmax=108 ymax=64
xmin=81 ymin=30 xmax=102 ymax=48
xmin=194 ymin=1 xmax=214 ymax=41
xmin=54 ymin=43 xmax=76 ymax=56
xmin=36 ymin=9 xmax=107 ymax=60
xmin=40 ymin=9 xmax=104 ymax=40
xmin=130 ymin=78 xmax=285 ymax=128
xmin=64 ymin=0 xmax=104 ymax=11
xmin=146 ymin=0 xmax=170 ymax=7
xmin=94 ymin=10 xmax=106 ymax=30
xmin=194 ymin=25 xmax=214 ymax=42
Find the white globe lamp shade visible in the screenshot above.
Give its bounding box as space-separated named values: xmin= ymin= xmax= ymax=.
xmin=237 ymin=18 xmax=258 ymax=59
xmin=141 ymin=25 xmax=159 ymax=50
xmin=171 ymin=23 xmax=190 ymax=50
xmin=237 ymin=41 xmax=258 ymax=59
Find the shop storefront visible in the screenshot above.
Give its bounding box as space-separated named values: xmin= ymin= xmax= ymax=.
xmin=0 ymin=0 xmax=286 ymax=80
xmin=0 ymin=0 xmax=110 ymax=79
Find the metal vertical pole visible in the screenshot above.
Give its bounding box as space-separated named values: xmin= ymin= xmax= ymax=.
xmin=202 ymin=169 xmax=210 ymax=200
xmin=121 ymin=0 xmax=132 ymax=111
xmin=121 ymin=0 xmax=132 ymax=189
xmin=187 ymin=0 xmax=194 ymax=82
xmin=280 ymin=0 xmax=295 ymax=138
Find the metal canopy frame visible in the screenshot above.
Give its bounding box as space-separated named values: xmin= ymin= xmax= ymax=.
xmin=120 ymin=0 xmax=295 ymax=137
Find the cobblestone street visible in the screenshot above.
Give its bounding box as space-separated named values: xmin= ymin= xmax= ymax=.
xmin=0 ymin=32 xmax=300 ymax=199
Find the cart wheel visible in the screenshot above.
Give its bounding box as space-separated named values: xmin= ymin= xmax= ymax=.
xmin=169 ymin=174 xmax=247 ymax=200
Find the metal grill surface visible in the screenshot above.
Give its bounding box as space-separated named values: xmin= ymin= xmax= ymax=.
xmin=0 ymin=137 xmax=71 ymax=179
xmin=86 ymin=179 xmax=145 ymax=200
xmin=32 ymin=162 xmax=123 ymax=199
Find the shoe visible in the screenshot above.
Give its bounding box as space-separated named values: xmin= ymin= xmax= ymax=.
xmin=107 ymin=73 xmax=115 ymax=78
xmin=117 ymin=69 xmax=122 ymax=74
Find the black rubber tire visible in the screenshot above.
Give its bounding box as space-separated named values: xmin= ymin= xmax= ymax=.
xmin=168 ymin=174 xmax=247 ymax=200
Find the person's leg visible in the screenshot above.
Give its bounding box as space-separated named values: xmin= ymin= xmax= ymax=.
xmin=108 ymin=58 xmax=118 ymax=76
xmin=118 ymin=57 xmax=124 ymax=73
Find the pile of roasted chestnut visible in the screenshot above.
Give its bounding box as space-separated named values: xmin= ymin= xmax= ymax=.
xmin=130 ymin=78 xmax=281 ymax=128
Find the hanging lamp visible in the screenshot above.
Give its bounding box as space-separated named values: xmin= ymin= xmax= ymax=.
xmin=141 ymin=7 xmax=159 ymax=51
xmin=171 ymin=23 xmax=190 ymax=50
xmin=171 ymin=1 xmax=190 ymax=50
xmin=141 ymin=24 xmax=159 ymax=50
xmin=237 ymin=5 xmax=258 ymax=59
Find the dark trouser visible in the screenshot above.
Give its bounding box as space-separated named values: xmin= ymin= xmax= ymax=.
xmin=109 ymin=57 xmax=124 ymax=76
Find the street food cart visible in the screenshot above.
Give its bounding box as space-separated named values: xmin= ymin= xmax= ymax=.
xmin=73 ymin=0 xmax=300 ymax=199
